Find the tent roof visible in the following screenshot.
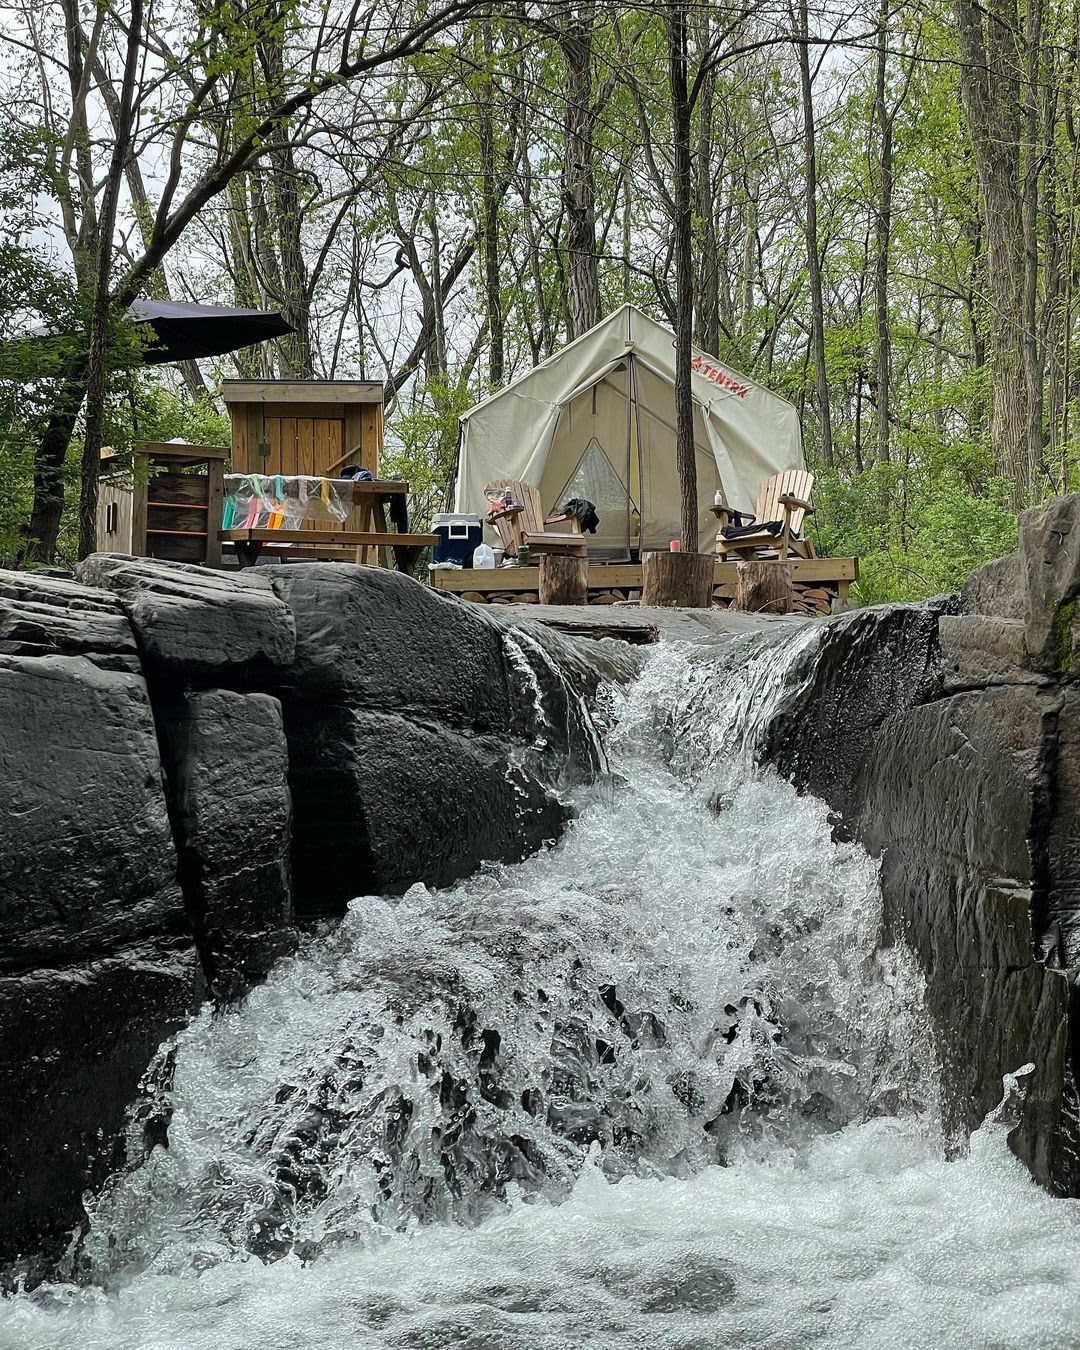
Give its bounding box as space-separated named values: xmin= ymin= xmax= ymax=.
xmin=459 ymin=303 xmax=798 ymax=425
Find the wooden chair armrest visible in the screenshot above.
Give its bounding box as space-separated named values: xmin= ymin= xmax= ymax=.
xmin=486 ymin=504 xmax=523 ymax=524
xmin=545 ymin=512 xmax=582 ymax=532
xmin=713 ymin=506 xmax=755 ymax=529
xmin=778 ymin=493 xmax=815 ymax=514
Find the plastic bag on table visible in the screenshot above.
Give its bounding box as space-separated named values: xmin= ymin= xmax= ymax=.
xmin=223 ymin=474 xmax=349 ymax=528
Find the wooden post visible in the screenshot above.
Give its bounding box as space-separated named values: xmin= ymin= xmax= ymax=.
xmin=205 ymin=456 xmax=224 ymax=568
xmin=734 ymin=560 xmax=794 ymax=614
xmin=641 ymin=551 xmax=714 ymax=608
xmin=539 ymin=553 xmax=589 ymax=605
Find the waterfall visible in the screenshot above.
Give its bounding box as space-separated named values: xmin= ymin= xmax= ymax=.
xmin=6 ymin=630 xmax=1080 ymax=1350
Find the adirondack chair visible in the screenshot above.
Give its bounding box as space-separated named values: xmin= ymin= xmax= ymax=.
xmin=714 ymin=470 xmax=816 ymax=562
xmin=484 ymin=478 xmax=587 ymax=557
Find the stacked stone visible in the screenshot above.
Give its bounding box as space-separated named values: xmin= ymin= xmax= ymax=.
xmin=712 ymin=579 xmax=837 ymax=614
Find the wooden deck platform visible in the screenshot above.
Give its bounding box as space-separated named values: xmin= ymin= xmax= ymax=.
xmin=430 ymin=557 xmax=858 ymax=614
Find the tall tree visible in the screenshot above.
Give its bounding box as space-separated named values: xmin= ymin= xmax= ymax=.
xmin=558 ymin=2 xmax=602 ymax=339
xmin=872 ymin=0 xmax=894 ymax=464
xmin=795 ymin=0 xmax=834 ymax=468
xmin=668 ymin=0 xmax=698 ymax=548
xmin=77 ymin=0 xmax=144 ymax=559
xmin=953 ymin=0 xmax=1044 ymax=505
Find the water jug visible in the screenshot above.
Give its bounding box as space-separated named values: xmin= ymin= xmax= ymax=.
xmin=473 ymin=542 xmax=496 ymax=569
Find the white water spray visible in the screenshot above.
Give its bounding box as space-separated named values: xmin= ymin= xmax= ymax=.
xmin=4 ymin=632 xmax=1080 ymax=1350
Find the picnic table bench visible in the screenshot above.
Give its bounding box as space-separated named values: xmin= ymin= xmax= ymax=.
xmin=220 ymin=480 xmax=436 ymax=574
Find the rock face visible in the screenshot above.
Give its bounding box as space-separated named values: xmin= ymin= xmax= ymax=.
xmin=77 ymin=553 xmax=296 ymax=681
xmin=858 ymin=685 xmax=1080 ymax=1189
xmin=762 ymin=601 xmax=950 ymax=828
xmin=760 ymin=494 xmax=1080 ymax=1194
xmin=160 ymin=688 xmax=295 ymax=998
xmin=266 ymin=565 xmax=591 ymax=912
xmin=0 ymin=557 xmax=605 ymax=1270
xmin=0 ymin=571 xmax=201 ymax=1272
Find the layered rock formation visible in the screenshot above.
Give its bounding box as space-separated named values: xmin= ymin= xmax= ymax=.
xmin=762 ymin=496 xmax=1080 ymax=1193
xmin=0 ymin=557 xmax=604 ymax=1270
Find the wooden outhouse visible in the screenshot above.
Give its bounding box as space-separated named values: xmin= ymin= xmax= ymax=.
xmin=221 ymin=379 xmax=383 ymax=479
xmin=96 ymin=441 xmax=227 ymax=566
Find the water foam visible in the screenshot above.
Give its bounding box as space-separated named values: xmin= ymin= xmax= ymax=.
xmin=4 ymin=632 xmax=1079 ymax=1348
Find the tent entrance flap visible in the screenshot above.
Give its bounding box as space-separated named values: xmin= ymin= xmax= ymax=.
xmin=538 ymin=355 xmax=634 ymax=561
xmin=552 ymin=436 xmax=636 ymax=561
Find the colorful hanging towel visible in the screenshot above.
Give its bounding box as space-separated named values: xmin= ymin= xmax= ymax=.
xmin=243 ymin=474 xmax=267 ymax=528
xmin=267 ymin=474 xmax=286 ymax=529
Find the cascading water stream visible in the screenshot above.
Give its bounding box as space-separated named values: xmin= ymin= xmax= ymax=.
xmin=5 ymin=626 xmax=1080 ymax=1349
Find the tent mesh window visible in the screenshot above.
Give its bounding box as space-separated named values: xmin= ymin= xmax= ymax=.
xmin=554 ymin=436 xmax=637 ymax=561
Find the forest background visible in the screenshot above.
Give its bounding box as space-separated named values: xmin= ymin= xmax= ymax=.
xmin=0 ymin=0 xmax=1076 ymax=603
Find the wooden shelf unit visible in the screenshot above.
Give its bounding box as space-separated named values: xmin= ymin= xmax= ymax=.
xmin=96 ymin=441 xmax=227 ymax=566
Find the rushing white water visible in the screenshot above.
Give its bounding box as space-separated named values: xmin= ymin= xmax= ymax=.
xmin=5 ymin=632 xmax=1080 ymax=1349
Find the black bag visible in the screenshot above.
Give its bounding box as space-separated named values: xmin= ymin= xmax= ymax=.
xmin=720 ymin=519 xmax=783 ymax=541
xmin=558 ymin=497 xmax=600 ymax=534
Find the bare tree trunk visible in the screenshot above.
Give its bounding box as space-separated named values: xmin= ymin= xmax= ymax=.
xmin=1044 ymin=39 xmax=1076 ymax=481
xmin=78 ymin=0 xmax=144 ymax=560
xmin=1021 ymin=0 xmax=1045 ymax=488
xmin=20 ymin=368 xmax=88 ymax=564
xmin=519 ymin=114 xmax=554 ymax=360
xmin=954 ymin=0 xmax=1039 ymax=507
xmin=260 ymin=4 xmax=314 ymax=378
xmin=964 ymin=210 xmax=989 ymax=443
xmin=560 ymin=2 xmax=601 ymax=339
xmin=796 ymin=0 xmax=834 ymax=467
xmin=22 ymin=0 xmax=97 ymax=563
xmin=478 ymin=22 xmax=504 ymax=386
xmin=668 ymin=0 xmax=698 ymax=549
xmin=270 ymin=142 xmax=315 ymax=377
xmin=88 ymin=47 xmax=207 ymax=398
xmin=694 ymin=18 xmax=719 ymax=355
xmin=622 ymin=170 xmax=632 ymax=302
xmin=739 ymin=161 xmax=760 ymax=342
xmin=873 ymin=0 xmax=893 ymax=463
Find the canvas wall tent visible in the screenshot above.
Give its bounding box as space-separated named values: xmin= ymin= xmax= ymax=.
xmin=453 ymin=304 xmax=805 ymax=558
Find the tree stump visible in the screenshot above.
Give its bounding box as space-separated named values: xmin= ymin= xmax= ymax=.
xmin=641 ymin=551 xmax=715 ymax=608
xmin=734 ymin=560 xmax=794 ymax=614
xmin=539 ymin=553 xmax=588 ymax=605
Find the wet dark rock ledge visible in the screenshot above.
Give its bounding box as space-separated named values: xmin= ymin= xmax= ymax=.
xmin=0 ymin=558 xmax=604 ymax=1272
xmin=761 ymin=495 xmax=1080 ymax=1194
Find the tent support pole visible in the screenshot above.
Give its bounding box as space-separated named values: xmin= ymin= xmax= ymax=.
xmin=631 ymin=354 xmax=646 ymax=557
xmin=623 ymin=354 xmax=633 ymax=561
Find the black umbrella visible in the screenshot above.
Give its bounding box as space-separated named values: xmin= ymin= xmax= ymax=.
xmin=6 ymin=299 xmax=296 ymax=373
xmin=125 ymin=299 xmax=296 ymax=363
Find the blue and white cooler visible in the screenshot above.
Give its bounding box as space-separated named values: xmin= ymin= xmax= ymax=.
xmin=432 ymin=512 xmax=483 ymax=566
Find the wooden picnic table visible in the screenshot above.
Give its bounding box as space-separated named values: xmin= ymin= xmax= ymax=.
xmin=220 ymin=480 xmax=437 ymax=574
